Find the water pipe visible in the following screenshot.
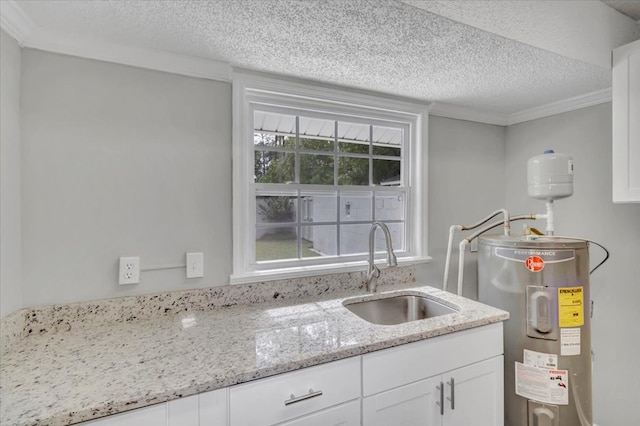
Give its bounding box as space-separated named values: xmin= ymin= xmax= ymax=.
xmin=442 ymin=209 xmax=511 ymax=292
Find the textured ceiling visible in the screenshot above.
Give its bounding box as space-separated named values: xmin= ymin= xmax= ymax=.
xmin=9 ymin=0 xmax=640 ymax=115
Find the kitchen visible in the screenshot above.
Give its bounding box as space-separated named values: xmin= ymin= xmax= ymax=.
xmin=1 ymin=1 xmax=639 ymax=425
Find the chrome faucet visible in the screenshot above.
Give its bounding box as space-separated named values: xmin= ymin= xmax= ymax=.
xmin=366 ymin=221 xmax=398 ymax=292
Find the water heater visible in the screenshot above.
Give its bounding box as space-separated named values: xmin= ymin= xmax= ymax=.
xmin=478 ymin=236 xmax=592 ymax=426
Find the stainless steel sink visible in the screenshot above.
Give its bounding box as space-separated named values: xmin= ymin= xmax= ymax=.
xmin=343 ymin=294 xmax=457 ymax=325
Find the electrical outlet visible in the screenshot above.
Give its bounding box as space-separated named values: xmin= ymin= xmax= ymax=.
xmin=119 ymin=257 xmax=140 ymax=284
xmin=186 ymin=252 xmax=204 ymax=278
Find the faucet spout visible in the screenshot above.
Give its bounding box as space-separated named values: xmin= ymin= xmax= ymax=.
xmin=366 ymin=221 xmax=397 ymax=292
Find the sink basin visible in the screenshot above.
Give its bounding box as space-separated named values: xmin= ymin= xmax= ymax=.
xmin=343 ymin=294 xmax=457 ymax=325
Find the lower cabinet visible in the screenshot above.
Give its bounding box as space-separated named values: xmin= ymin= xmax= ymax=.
xmin=363 ymin=356 xmax=503 ymax=426
xmin=81 ymin=323 xmax=504 ymax=426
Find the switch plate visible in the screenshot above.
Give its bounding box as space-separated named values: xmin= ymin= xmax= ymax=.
xmin=186 ymin=252 xmax=204 ymax=278
xmin=119 ymin=257 xmax=140 ymax=284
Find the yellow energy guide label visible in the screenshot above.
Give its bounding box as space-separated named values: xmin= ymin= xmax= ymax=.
xmin=558 ymin=286 xmax=584 ymax=327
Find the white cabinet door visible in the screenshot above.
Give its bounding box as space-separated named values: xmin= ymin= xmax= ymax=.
xmin=363 ymin=376 xmax=442 ymax=426
xmin=612 ymin=38 xmax=640 ymax=203
xmin=443 ymin=356 xmax=503 ymax=426
xmin=276 ymin=400 xmax=360 ymax=426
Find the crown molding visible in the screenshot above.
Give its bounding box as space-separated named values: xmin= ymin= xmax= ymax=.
xmin=0 ymin=0 xmax=36 ymax=45
xmin=431 ymin=88 xmax=612 ymax=127
xmin=507 ymin=88 xmax=612 ymax=125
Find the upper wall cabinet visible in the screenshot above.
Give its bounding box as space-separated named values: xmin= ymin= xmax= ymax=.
xmin=612 ymin=39 xmax=640 ymax=203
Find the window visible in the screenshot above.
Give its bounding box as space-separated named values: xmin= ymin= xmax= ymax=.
xmin=232 ymin=73 xmax=429 ymax=283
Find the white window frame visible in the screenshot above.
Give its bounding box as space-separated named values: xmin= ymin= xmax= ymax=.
xmin=231 ymin=71 xmax=430 ymax=284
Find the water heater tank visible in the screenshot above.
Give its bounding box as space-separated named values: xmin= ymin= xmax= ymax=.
xmin=527 ymin=150 xmax=573 ymax=200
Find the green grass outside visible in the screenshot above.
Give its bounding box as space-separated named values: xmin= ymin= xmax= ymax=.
xmin=256 ymin=234 xmax=321 ymax=261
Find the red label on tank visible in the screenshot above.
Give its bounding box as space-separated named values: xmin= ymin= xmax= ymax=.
xmin=525 ymin=255 xmax=545 ymax=272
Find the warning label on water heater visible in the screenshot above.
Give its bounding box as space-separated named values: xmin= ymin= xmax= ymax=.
xmin=558 ymin=286 xmax=584 ymax=327
xmin=515 ymin=362 xmax=569 ymax=405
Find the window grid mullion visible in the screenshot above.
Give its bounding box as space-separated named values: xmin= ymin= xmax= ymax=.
xmin=334 ymin=121 xmax=341 ymax=256
xmin=370 ymin=124 xmax=376 ymax=223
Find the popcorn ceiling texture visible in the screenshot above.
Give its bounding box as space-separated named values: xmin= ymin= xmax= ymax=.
xmin=17 ymin=0 xmax=612 ymax=113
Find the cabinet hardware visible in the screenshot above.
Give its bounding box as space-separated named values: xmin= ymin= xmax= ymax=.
xmin=447 ymin=378 xmax=455 ymax=410
xmin=435 ymin=382 xmax=444 ymax=415
xmin=284 ymin=389 xmax=323 ymax=405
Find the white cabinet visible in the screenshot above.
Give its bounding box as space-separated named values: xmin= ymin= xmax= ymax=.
xmin=229 ymin=356 xmax=360 ymax=426
xmin=362 ymin=323 xmax=504 ymax=426
xmin=612 ymin=38 xmax=640 ymax=203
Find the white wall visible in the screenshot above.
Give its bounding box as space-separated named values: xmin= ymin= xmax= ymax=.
xmin=505 ymin=103 xmax=640 ymax=426
xmin=416 ymin=116 xmax=506 ymax=299
xmin=0 ymin=30 xmax=22 ymax=319
xmin=20 ymin=49 xmax=232 ymax=307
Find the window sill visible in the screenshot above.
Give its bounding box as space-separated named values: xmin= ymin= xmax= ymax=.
xmin=229 ymin=256 xmax=432 ymax=285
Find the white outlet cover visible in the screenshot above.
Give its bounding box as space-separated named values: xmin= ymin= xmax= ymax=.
xmin=119 ymin=256 xmax=140 ymax=285
xmin=186 ymin=252 xmax=204 ymax=278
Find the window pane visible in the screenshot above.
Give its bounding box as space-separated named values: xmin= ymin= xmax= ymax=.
xmin=256 ymin=195 xmax=297 ymax=223
xmin=339 ymin=224 xmax=371 ymax=255
xmin=301 ymin=225 xmax=336 ymax=257
xmin=300 ymin=154 xmax=334 ymax=185
xmin=339 ymin=121 xmax=369 ymax=154
xmin=340 ymin=192 xmax=372 ymax=222
xmin=374 ymin=193 xmax=405 ymax=221
xmin=256 ymin=227 xmax=298 ymax=261
xmin=302 ymin=192 xmax=337 ymax=223
xmin=338 ymin=157 xmax=369 ymax=186
xmin=373 ymin=159 xmax=401 ymax=186
xmin=372 ymin=126 xmax=402 ymax=157
xmin=254 ymin=151 xmax=295 ymax=183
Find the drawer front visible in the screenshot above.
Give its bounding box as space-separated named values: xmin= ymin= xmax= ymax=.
xmin=363 ymin=322 xmax=503 ymax=396
xmin=230 ymin=356 xmax=361 ymax=425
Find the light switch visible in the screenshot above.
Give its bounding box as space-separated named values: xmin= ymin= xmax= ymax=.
xmin=186 ymin=252 xmax=204 ymax=278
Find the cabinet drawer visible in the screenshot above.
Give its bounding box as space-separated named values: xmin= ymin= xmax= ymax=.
xmin=230 ymin=356 xmax=360 ymax=425
xmin=363 ymin=322 xmax=503 ymax=396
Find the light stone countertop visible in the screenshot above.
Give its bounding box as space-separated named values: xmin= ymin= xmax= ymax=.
xmin=0 ymin=284 xmax=508 ymax=426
